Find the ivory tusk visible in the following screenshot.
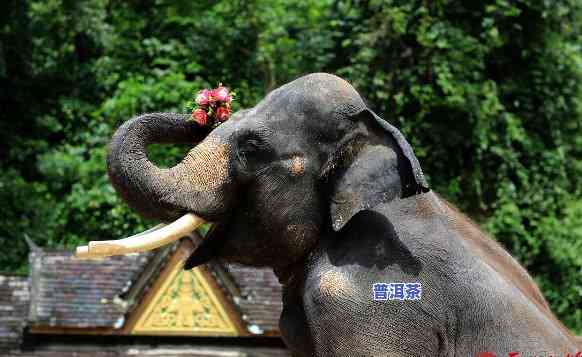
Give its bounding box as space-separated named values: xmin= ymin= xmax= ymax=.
xmin=128 ymin=223 xmax=167 ymax=237
xmin=76 ymin=223 xmax=167 ymax=258
xmin=74 ymin=213 xmax=206 ymax=259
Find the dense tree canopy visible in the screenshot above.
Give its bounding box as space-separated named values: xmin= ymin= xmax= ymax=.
xmin=1 ymin=0 xmax=580 ymax=332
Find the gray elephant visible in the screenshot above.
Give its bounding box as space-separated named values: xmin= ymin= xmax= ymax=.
xmin=106 ymin=73 xmax=580 ymax=356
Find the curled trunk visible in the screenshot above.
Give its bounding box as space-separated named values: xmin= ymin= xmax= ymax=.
xmin=107 ymin=112 xmax=230 ymax=222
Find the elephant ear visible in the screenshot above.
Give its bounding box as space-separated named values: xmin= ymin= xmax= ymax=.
xmin=365 ymin=108 xmax=429 ymax=195
xmin=329 ymin=108 xmax=429 ymax=231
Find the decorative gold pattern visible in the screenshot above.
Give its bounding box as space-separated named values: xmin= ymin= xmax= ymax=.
xmin=131 ymin=266 xmax=238 ymax=336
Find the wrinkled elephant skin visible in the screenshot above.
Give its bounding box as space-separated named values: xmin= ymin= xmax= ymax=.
xmin=107 ymin=73 xmax=580 ymax=356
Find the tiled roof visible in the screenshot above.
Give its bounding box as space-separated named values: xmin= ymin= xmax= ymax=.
xmin=28 ymin=250 xmax=151 ymax=328
xmin=0 ymin=275 xmax=29 ymax=350
xmin=225 ymin=264 xmax=283 ymax=334
xmin=0 ymin=241 xmax=285 ymax=354
xmin=25 ymin=245 xmax=284 ymax=335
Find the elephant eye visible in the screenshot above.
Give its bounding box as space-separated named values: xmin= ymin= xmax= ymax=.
xmin=238 ymin=131 xmax=269 ymax=153
xmin=245 ymin=138 xmax=261 ymax=151
xmin=239 ymin=138 xmax=261 ymax=156
xmin=236 ymin=133 xmax=271 ymax=167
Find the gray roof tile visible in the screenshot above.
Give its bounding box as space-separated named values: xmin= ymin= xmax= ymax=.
xmin=26 ymin=249 xmax=284 ymax=335
xmin=28 ymin=250 xmax=150 ymax=328
xmin=1 ymin=246 xmax=285 ymax=350
xmin=224 ymin=264 xmax=283 ymax=334
xmin=0 ymin=275 xmax=29 ymax=350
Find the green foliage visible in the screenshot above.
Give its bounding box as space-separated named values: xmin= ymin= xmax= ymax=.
xmin=0 ymin=0 xmax=580 ymax=332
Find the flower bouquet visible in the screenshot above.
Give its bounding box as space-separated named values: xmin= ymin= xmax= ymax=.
xmin=189 ymin=85 xmax=235 ymax=128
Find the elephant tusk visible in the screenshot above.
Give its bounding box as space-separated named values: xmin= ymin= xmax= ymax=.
xmin=75 ymin=213 xmax=206 ymax=259
xmin=75 ymin=223 xmax=167 ymax=259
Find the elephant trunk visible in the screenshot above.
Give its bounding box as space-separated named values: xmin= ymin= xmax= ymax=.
xmin=107 ymin=112 xmax=232 ymax=223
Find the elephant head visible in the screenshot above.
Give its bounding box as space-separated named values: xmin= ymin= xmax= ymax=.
xmin=107 ymin=73 xmax=429 ymax=272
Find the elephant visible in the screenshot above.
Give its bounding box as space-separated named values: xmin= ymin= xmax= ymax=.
xmin=106 ymin=73 xmax=580 ymax=356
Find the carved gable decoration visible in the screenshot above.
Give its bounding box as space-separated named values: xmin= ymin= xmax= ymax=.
xmin=127 ymin=240 xmax=243 ymax=336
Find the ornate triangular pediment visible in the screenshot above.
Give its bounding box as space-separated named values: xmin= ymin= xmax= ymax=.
xmin=126 ymin=240 xmax=244 ymax=336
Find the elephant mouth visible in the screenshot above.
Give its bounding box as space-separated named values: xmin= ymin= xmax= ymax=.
xmin=183 ymin=221 xmax=229 ymax=269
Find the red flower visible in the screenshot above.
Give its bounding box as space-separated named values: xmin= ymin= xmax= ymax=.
xmin=195 ymin=89 xmax=211 ymax=106
xmin=190 ymin=85 xmax=235 ymax=127
xmin=215 ymin=106 xmax=231 ymax=122
xmin=192 ymin=108 xmax=208 ymax=126
xmin=213 ymin=86 xmax=230 ymax=103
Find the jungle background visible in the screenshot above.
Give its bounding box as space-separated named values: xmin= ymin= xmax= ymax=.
xmin=1 ymin=0 xmax=581 ymax=333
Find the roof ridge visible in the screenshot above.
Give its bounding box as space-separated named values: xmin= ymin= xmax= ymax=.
xmin=119 ymin=242 xmax=178 ymax=313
